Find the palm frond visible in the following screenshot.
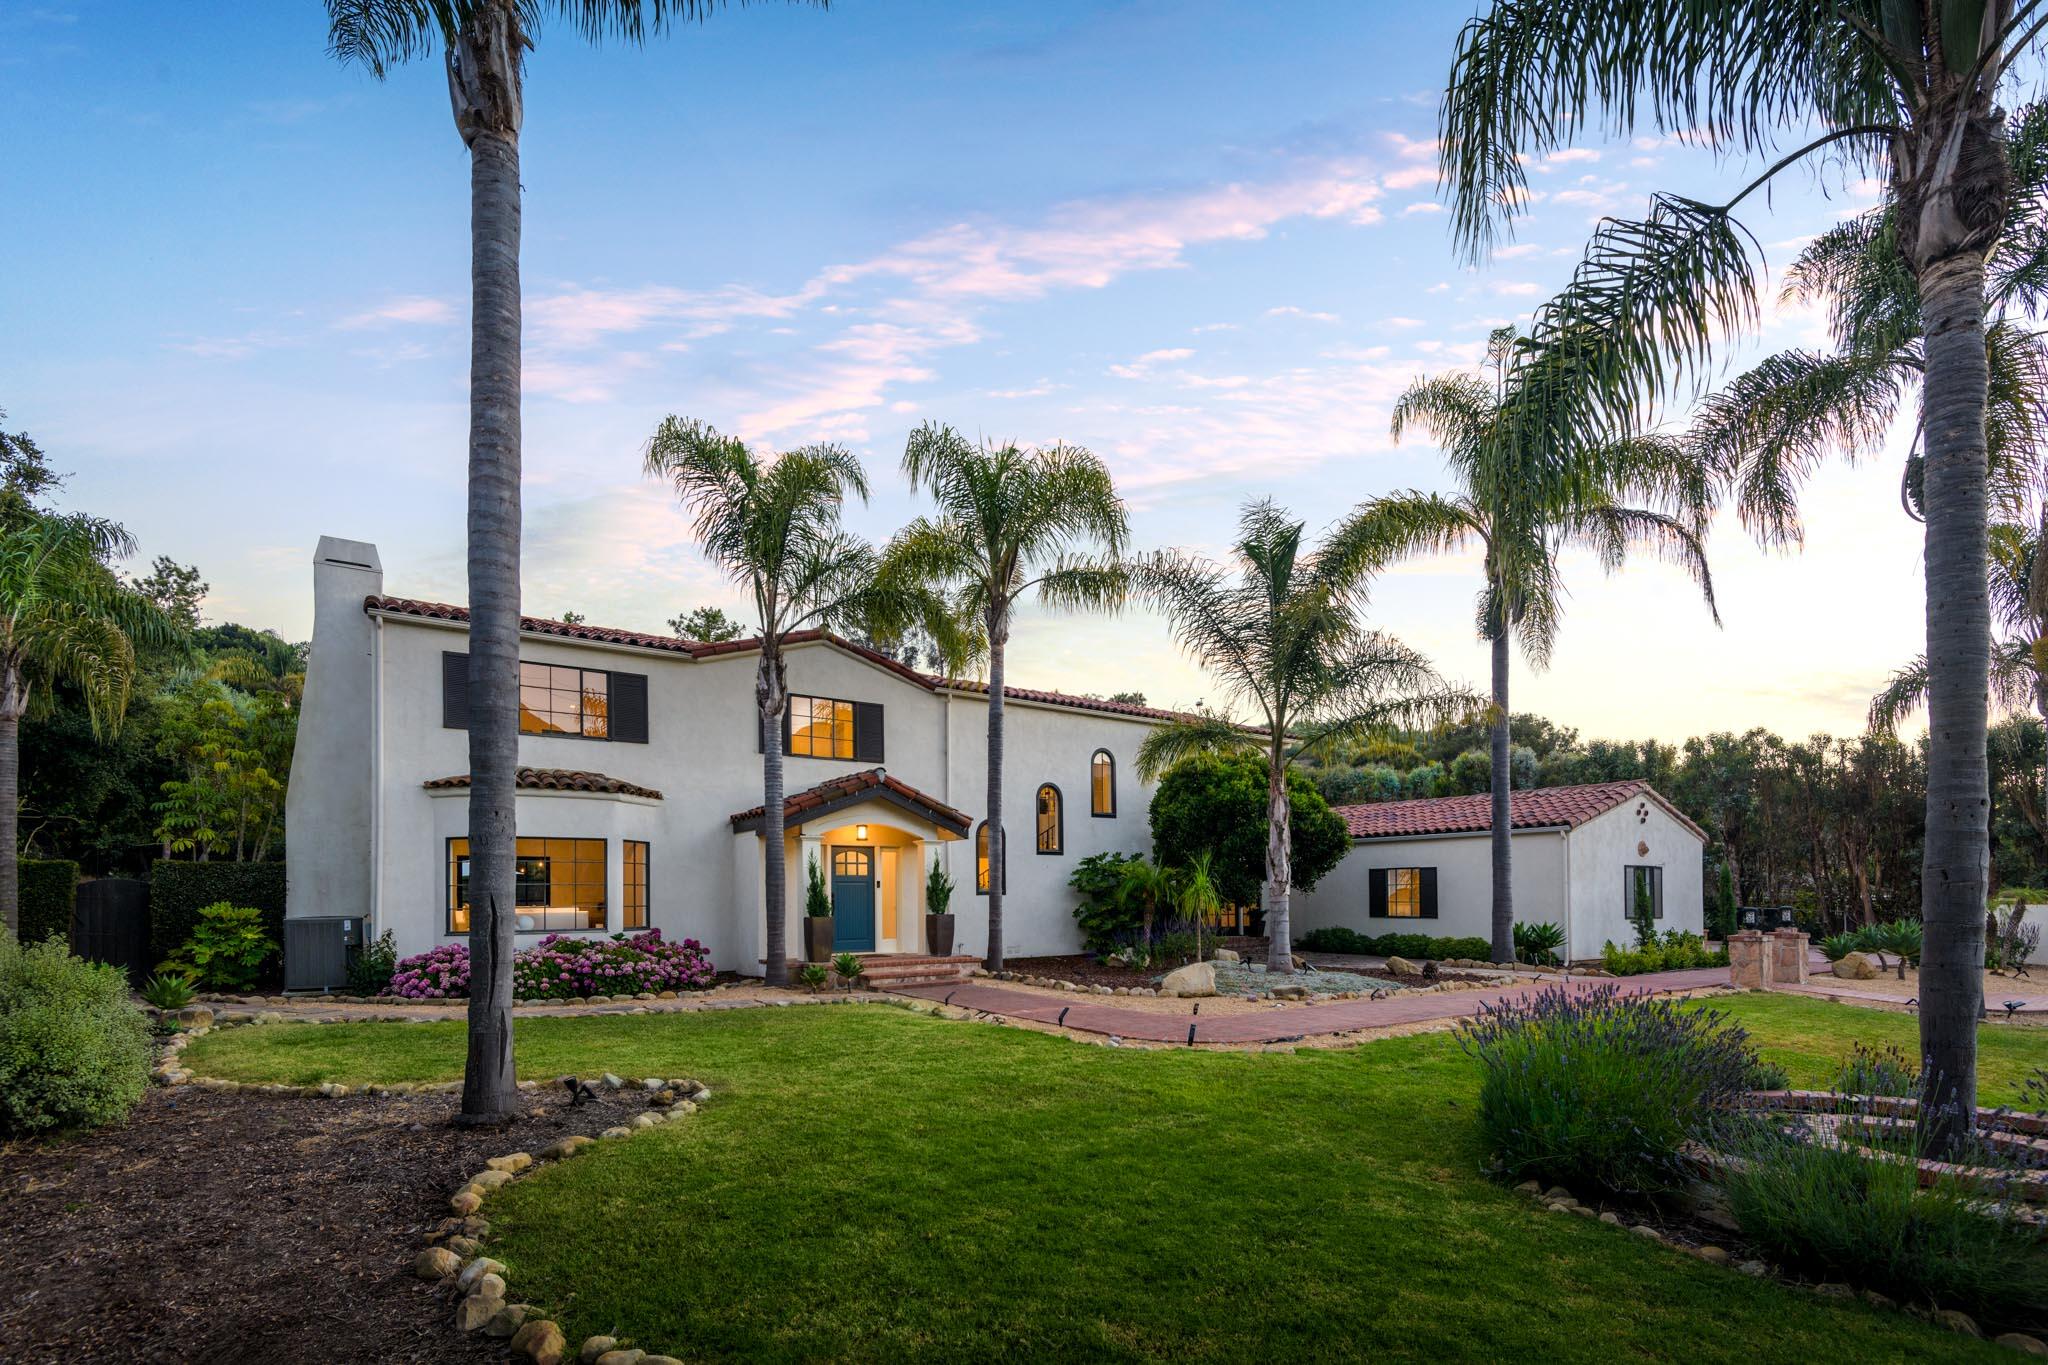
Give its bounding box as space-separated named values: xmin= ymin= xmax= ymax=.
xmin=1134 ymin=716 xmax=1260 ymax=782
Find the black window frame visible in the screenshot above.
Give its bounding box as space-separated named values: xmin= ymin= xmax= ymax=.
xmin=779 ymin=692 xmax=885 ymax=763
xmin=441 ymin=651 xmax=648 ymax=744
xmin=447 ymin=834 xmax=609 ymax=935
xmin=1035 ymin=783 xmax=1064 ymax=855
xmin=518 ymin=660 xmax=613 ymax=740
xmin=974 ymin=821 xmax=1007 ymax=895
xmin=1090 ymin=749 xmax=1117 ymax=818
xmin=1625 ymin=865 xmax=1665 ymax=921
xmin=624 ymin=839 xmax=651 ymax=931
xmin=1368 ymin=865 xmax=1439 ymax=920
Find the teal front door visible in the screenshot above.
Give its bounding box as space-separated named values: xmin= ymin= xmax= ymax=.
xmin=831 ymin=848 xmax=876 ymax=952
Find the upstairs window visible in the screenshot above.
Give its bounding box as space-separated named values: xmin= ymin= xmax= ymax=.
xmin=1036 ymin=784 xmax=1063 ymax=854
xmin=520 ymin=662 xmax=608 ymax=737
xmin=780 ymin=694 xmax=885 ymax=762
xmin=1091 ymin=750 xmax=1116 ymax=817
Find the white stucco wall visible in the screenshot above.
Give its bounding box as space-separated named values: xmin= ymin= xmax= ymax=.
xmin=1565 ymin=796 xmax=1705 ymax=957
xmin=1292 ymin=828 xmax=1569 ymax=952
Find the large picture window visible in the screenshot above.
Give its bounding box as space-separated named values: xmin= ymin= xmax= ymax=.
xmin=519 ymin=662 xmax=608 ymax=738
xmin=1091 ymin=750 xmax=1116 ymax=817
xmin=1368 ymin=865 xmax=1438 ymax=919
xmin=449 ymin=836 xmax=607 ymax=934
xmin=1036 ymin=784 xmax=1063 ymax=854
xmin=1626 ymin=865 xmax=1664 ymax=921
xmin=624 ymin=840 xmax=650 ymax=930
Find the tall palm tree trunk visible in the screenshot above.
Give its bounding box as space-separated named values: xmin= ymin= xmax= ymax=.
xmin=1265 ymin=739 xmax=1294 ymax=973
xmin=759 ymin=650 xmax=791 ymax=987
xmin=1917 ymin=251 xmax=1993 ymax=1154
xmin=985 ymin=609 xmax=1008 ymax=971
xmin=453 ymin=5 xmax=524 ymax=1123
xmin=0 ymin=666 xmax=20 ymax=940
xmin=1488 ymin=626 xmax=1513 ymax=964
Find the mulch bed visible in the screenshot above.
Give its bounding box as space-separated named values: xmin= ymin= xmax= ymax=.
xmin=1008 ymin=940 xmax=1425 ymax=994
xmin=0 ymin=1083 xmax=653 ymax=1365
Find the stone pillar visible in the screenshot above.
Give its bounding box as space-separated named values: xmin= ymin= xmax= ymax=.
xmin=1727 ymin=930 xmax=1766 ymax=990
xmin=1768 ymin=929 xmax=1810 ymax=986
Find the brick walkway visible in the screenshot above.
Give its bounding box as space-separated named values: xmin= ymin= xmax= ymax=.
xmin=893 ymin=967 xmax=1732 ymax=1044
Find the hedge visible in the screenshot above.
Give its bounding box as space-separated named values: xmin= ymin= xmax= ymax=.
xmin=1297 ymin=927 xmax=1495 ymax=961
xmin=149 ymin=862 xmax=287 ymax=975
xmin=18 ymin=860 xmax=79 ymax=946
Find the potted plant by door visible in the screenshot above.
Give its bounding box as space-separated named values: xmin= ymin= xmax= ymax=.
xmin=804 ymin=853 xmax=835 ymax=964
xmin=925 ymin=855 xmax=957 ymax=956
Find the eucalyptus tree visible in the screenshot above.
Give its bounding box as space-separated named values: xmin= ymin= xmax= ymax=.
xmin=1440 ymin=0 xmax=2047 ymax=1152
xmin=887 ymin=424 xmax=1129 ymax=972
xmin=1134 ymin=500 xmax=1462 ymax=974
xmin=645 ymin=418 xmax=950 ymax=987
xmin=1361 ymin=327 xmax=1718 ymax=963
xmin=325 ymin=0 xmax=823 ymax=1121
xmin=0 ymin=513 xmax=177 ymax=936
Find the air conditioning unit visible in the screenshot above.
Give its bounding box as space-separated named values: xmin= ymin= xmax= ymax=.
xmin=284 ymin=917 xmax=367 ymax=991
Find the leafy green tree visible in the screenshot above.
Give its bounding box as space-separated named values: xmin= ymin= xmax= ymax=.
xmin=151 ymin=676 xmax=293 ymax=863
xmin=669 ymin=604 xmax=746 ymax=642
xmin=326 ymin=0 xmax=824 ymax=1123
xmin=129 ymin=558 xmax=208 ymax=632
xmin=1352 ymin=325 xmax=1716 ymax=963
xmin=1148 ymin=752 xmax=1350 ymax=916
xmin=886 ymin=423 xmax=1129 ymax=971
xmin=645 ymin=418 xmax=950 ymax=986
xmin=0 ymin=513 xmax=176 ymax=934
xmin=1439 ymin=0 xmax=2040 ymax=1152
xmin=1133 ymin=500 xmax=1460 ymax=971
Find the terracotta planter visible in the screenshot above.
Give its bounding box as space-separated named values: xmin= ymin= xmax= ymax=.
xmin=804 ymin=916 xmax=835 ymax=963
xmin=926 ymin=913 xmax=957 ymax=957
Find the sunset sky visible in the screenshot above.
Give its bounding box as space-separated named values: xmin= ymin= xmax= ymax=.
xmin=3 ymin=2 xmax=1927 ymax=743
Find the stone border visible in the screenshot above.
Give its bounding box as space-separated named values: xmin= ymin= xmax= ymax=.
xmin=983 ymin=965 xmax=1526 ymax=1001
xmin=1505 ymin=1176 xmax=2044 ymax=1352
xmin=412 ymin=1073 xmax=717 ymax=1365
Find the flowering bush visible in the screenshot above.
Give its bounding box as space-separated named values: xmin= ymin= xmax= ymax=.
xmin=387 ymin=930 xmax=716 ymax=1001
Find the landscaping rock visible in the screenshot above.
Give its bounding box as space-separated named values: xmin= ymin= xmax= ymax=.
xmin=1543 ymin=1186 xmax=1573 ymax=1203
xmin=1833 ymin=951 xmax=1880 ymax=980
xmin=176 ymin=1004 xmax=215 ymax=1029
xmin=1630 ymin=1225 xmax=1661 ymax=1241
xmin=1160 ymin=961 xmax=1217 ymax=998
xmin=1996 ymin=1333 xmax=2048 ymax=1356
xmin=449 ymin=1190 xmax=483 ymax=1216
xmin=471 ymin=1168 xmax=514 ymax=1190
xmin=601 ymin=1126 xmax=632 ymax=1139
xmin=511 ymin=1319 xmax=568 ymax=1365
xmin=445 ymin=1236 xmax=482 ymax=1258
xmin=1862 ymin=1290 xmax=1895 ymax=1310
xmin=1212 ymin=948 xmax=1240 ymax=963
xmin=579 ymin=1337 xmax=620 ymax=1365
xmin=1598 ymin=1212 xmax=1621 ymax=1225
xmin=594 ymin=1351 xmax=646 ymax=1365
xmin=1813 ymin=1283 xmax=1852 ymax=1299
xmin=457 ymin=1258 xmax=507 ymax=1292
xmin=1737 ymin=1260 xmax=1768 ymax=1277
xmin=485 ymin=1303 xmax=532 ymax=1337
xmin=1383 ymin=956 xmax=1418 ymax=975
xmin=487 ymin=1152 xmax=535 ymax=1175
xmin=540 ymin=1136 xmax=596 ymax=1160
xmin=1514 ymin=1180 xmax=1541 ymax=1195
xmin=601 ymin=1073 xmax=624 ymax=1089
xmin=456 ymin=1293 xmax=505 ymax=1333
xmin=1935 ymin=1310 xmax=1982 ymax=1338
xmin=414 ymin=1246 xmax=461 ymax=1280
xmin=642 ymin=1356 xmax=685 ymax=1365
xmin=631 ymin=1113 xmax=661 ymax=1130
xmin=1696 ymin=1246 xmax=1729 ymax=1265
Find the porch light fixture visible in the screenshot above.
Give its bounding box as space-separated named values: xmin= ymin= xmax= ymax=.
xmin=1776 ymin=906 xmax=1795 ymax=929
xmin=855 ymin=824 xmax=869 ymax=842
xmin=1740 ymin=908 xmax=1759 ymax=930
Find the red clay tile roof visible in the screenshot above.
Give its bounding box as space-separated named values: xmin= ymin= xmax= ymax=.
xmin=423 ymin=768 xmax=663 ymax=800
xmin=1334 ymin=780 xmax=1705 ymax=842
xmin=367 ymin=595 xmax=1193 ymax=723
xmin=728 ymin=767 xmax=971 ymax=834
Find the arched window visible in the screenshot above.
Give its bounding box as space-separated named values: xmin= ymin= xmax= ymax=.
xmin=1091 ymin=749 xmax=1116 ymax=817
xmin=1036 ymin=784 xmax=1063 ymax=854
xmin=975 ymin=821 xmax=991 ymax=895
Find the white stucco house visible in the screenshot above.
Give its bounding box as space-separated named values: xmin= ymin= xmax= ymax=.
xmin=284 ymin=538 xmax=1174 ymax=985
xmin=1292 ymin=781 xmax=1707 ymax=961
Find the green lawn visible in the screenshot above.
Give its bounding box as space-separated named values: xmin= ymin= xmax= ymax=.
xmin=183 ymin=995 xmax=2041 ymax=1363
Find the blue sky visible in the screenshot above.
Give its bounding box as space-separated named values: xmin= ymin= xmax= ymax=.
xmin=3 ymin=2 xmax=1924 ymax=740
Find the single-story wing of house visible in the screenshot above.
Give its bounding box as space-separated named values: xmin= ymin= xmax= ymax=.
xmin=282 ymin=537 xmax=1179 ymax=987
xmin=1291 ymin=781 xmax=1706 ymax=961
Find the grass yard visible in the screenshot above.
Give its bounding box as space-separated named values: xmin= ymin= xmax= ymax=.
xmin=183 ymin=995 xmax=2042 ymax=1363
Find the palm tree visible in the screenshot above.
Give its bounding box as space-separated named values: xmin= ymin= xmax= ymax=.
xmin=1357 ymin=326 xmax=1719 ymax=963
xmin=887 ymin=424 xmax=1129 ymax=972
xmin=326 ymin=0 xmax=822 ymax=1122
xmin=645 ymin=418 xmax=944 ymax=987
xmin=1133 ymin=500 xmax=1462 ymax=974
xmin=1440 ymin=0 xmax=2044 ymax=1153
xmin=0 ymin=512 xmax=177 ymax=936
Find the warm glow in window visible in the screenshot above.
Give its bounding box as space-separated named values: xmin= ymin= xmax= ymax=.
xmin=624 ymin=840 xmax=649 ymax=930
xmin=1386 ymin=867 xmax=1424 ymax=918
xmin=976 ymin=822 xmax=990 ymax=894
xmin=449 ymin=836 xmax=607 ymax=933
xmin=1091 ymin=750 xmax=1115 ymax=816
xmin=788 ymin=694 xmax=855 ymax=758
xmin=519 ymin=662 xmax=608 ymax=737
xmin=1036 ymin=785 xmax=1062 ymax=853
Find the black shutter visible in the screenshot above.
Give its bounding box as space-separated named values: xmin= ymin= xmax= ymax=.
xmin=1368 ymin=867 xmax=1388 ymax=918
xmin=609 ymin=671 xmax=649 ymax=743
xmin=1420 ymin=866 xmax=1440 ymax=920
xmin=442 ymin=651 xmax=470 ymax=730
xmin=782 ymin=705 xmax=794 ymax=755
xmin=853 ymin=701 xmax=885 ymax=763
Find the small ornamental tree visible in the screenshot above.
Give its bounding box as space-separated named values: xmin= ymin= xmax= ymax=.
xmin=1149 ymin=752 xmax=1349 ymax=914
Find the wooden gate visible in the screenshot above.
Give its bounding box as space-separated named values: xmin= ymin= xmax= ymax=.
xmin=73 ymin=878 xmax=151 ymax=987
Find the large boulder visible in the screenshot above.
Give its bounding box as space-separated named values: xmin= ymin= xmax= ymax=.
xmin=1211 ymin=948 xmax=1240 ymax=963
xmin=1833 ymin=952 xmax=1879 ymax=981
xmin=1383 ymin=955 xmax=1418 ymax=976
xmin=1160 ymin=961 xmax=1217 ymax=998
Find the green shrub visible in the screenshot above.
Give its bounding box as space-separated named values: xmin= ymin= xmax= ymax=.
xmin=1070 ymin=851 xmax=1145 ymax=953
xmin=1719 ymin=1111 xmax=2048 ymax=1323
xmin=1834 ymin=1043 xmax=1919 ymax=1097
xmin=1298 ymin=926 xmax=1374 ymax=954
xmin=1708 ymin=862 xmax=1738 ymax=941
xmin=141 ymin=972 xmax=195 ymax=1010
xmin=1513 ymin=920 xmax=1565 ymax=966
xmin=163 ymin=902 xmax=276 ymax=991
xmin=1460 ymin=983 xmax=1762 ymax=1196
xmin=149 ymin=861 xmax=286 ymax=976
xmin=1819 ymin=932 xmax=1861 ymax=962
xmin=18 ymin=860 xmax=78 ymax=945
xmin=1600 ymin=930 xmax=1729 ymax=975
xmin=1149 ymin=753 xmax=1348 ymax=908
xmin=1294 ymin=928 xmax=1492 ymax=960
xmin=0 ymin=931 xmax=151 ymax=1134
xmin=346 ymin=928 xmax=398 ymax=996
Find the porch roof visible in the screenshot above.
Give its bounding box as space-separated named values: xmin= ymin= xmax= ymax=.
xmin=423 ymin=767 xmax=664 ymax=800
xmin=728 ymin=767 xmax=971 ymax=837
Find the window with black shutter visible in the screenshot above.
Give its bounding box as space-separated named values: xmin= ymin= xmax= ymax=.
xmin=782 ymin=693 xmax=883 ymax=761
xmin=853 ymin=701 xmax=884 ymax=762
xmin=1369 ymin=866 xmax=1435 ymax=918
xmin=442 ymin=650 xmax=647 ymax=743
xmin=442 ymin=651 xmax=470 ymax=730
xmin=609 ymin=671 xmax=649 ymax=743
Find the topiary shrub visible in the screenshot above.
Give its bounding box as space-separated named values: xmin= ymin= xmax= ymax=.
xmin=17 ymin=860 xmax=79 ymax=946
xmin=149 ymin=861 xmax=285 ymax=978
xmin=1459 ymin=983 xmax=1761 ymax=1196
xmin=0 ymin=931 xmax=151 ymax=1134
xmin=1149 ymin=753 xmax=1348 ymax=909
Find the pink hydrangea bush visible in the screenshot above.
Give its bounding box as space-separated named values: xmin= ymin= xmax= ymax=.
xmin=386 ymin=930 xmax=716 ymax=1001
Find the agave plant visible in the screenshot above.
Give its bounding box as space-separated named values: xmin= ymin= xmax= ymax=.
xmin=831 ymin=952 xmax=865 ymax=988
xmin=796 ymin=962 xmax=828 ymax=994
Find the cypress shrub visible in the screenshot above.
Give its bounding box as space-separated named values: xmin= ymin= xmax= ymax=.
xmin=17 ymin=859 xmax=79 ymax=945
xmin=149 ymin=862 xmax=286 ymax=976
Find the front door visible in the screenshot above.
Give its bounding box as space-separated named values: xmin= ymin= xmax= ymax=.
xmin=831 ymin=847 xmax=876 ymax=952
